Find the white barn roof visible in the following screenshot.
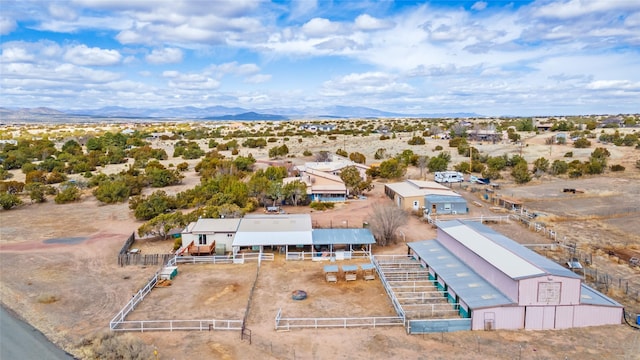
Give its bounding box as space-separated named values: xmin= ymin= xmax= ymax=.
xmin=439 ymin=221 xmax=546 ymax=279
xmin=232 ymin=214 xmax=313 ymax=247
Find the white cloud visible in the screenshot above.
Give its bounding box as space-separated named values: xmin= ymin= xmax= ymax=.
xmin=146 ymin=48 xmax=183 ymax=64
xmin=471 ymin=2 xmax=487 ymax=11
xmin=302 ymin=18 xmax=343 ymax=38
xmin=0 ymin=16 xmax=16 ymax=35
xmin=1 ymin=46 xmax=35 ymax=63
xmin=213 ymin=62 xmax=260 ymax=76
xmin=354 ymin=14 xmax=395 ymax=31
xmin=64 ymin=45 xmax=122 ymax=66
xmin=48 ymin=4 xmax=78 ymax=21
xmin=586 ymin=80 xmax=640 ymax=90
xmin=162 ymin=70 xmax=220 ymax=90
xmin=321 ymin=72 xmax=414 ymax=97
xmin=245 ymin=74 xmax=272 ymax=84
xmin=532 ymin=0 xmax=640 ymax=19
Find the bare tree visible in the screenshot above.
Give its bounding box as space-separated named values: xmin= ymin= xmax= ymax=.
xmin=417 ymin=155 xmax=429 ymax=179
xmin=315 ymin=151 xmax=330 ymax=162
xmin=367 ymin=205 xmax=409 ymax=246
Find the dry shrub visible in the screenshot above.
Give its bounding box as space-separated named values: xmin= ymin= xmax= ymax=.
xmin=37 ymin=294 xmax=58 ymax=304
xmin=84 ymin=331 xmax=153 ymax=360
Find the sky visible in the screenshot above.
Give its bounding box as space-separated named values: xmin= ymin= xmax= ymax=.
xmin=1 ymin=0 xmax=639 ymax=117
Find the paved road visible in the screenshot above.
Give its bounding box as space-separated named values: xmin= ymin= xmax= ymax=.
xmin=0 ymin=305 xmax=74 ymax=360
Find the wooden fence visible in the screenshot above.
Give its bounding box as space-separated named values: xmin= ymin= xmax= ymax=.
xmin=118 ymin=253 xmax=173 ymax=267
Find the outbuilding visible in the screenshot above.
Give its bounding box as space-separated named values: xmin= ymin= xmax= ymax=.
xmin=405 ymin=219 xmax=622 ymax=332
xmin=424 ymin=194 xmax=468 ymax=215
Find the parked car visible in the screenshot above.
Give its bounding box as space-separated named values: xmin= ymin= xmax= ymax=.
xmin=469 ymin=175 xmax=490 ymax=185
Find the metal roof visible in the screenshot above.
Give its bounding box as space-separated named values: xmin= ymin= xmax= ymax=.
xmin=342 ymin=265 xmax=358 ymax=272
xmin=579 ymin=284 xmax=622 ymax=307
xmin=408 ymin=240 xmax=515 ymax=309
xmin=312 ymin=229 xmax=376 ymax=246
xmin=232 ymin=214 xmax=313 ymax=246
xmin=191 ymin=218 xmax=241 ymax=233
xmin=385 ymin=181 xmax=461 ymax=198
xmin=360 ymin=264 xmax=375 ymax=271
xmin=324 ymin=265 xmax=339 ymax=273
xmin=438 ymin=220 xmax=546 ymax=280
xmin=459 ymin=220 xmax=582 ymax=279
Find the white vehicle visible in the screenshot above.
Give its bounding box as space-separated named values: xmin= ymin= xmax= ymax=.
xmin=434 ymin=171 xmax=464 ymax=183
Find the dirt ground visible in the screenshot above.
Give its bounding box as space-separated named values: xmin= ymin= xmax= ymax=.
xmin=2 ymin=123 xmax=640 ymax=359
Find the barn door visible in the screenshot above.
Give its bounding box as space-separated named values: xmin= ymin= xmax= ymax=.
xmin=484 ymin=312 xmax=495 ymax=331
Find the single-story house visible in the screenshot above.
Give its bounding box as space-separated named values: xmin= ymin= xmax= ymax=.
xmin=285 ymin=168 xmax=348 ymax=202
xmin=467 ymin=129 xmax=501 ymax=142
xmin=302 ymin=158 xmax=370 ymax=182
xmin=384 ymin=179 xmax=466 ymax=213
xmin=180 ymin=218 xmax=241 ymax=255
xmin=232 ymin=214 xmax=313 ymax=259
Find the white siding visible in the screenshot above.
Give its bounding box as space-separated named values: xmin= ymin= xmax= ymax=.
xmin=472 ymin=307 xmax=523 ymax=330
xmin=438 ymin=230 xmax=519 ymax=300
xmin=555 ymin=306 xmax=574 ymax=329
xmin=181 ymin=233 xmax=196 ymax=248
xmin=525 ymin=306 xmax=544 ymax=330
xmin=573 ymin=305 xmax=623 ymax=327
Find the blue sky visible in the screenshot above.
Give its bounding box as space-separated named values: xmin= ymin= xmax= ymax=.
xmin=1 ymin=0 xmax=639 ymax=116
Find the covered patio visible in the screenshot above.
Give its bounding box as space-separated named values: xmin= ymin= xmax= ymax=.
xmin=311 ymin=229 xmax=376 ymax=261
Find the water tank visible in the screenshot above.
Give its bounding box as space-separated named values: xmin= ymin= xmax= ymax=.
xmin=637 ymin=315 xmax=640 ymax=325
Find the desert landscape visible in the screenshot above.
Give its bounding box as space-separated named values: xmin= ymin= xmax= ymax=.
xmin=1 ymin=118 xmax=640 ymax=359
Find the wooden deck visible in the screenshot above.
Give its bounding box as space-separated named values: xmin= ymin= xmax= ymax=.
xmin=188 ymin=242 xmax=216 ymax=255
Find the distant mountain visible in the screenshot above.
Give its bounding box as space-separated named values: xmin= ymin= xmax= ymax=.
xmin=204 ymin=112 xmax=288 ymax=121
xmin=0 ymin=106 xmax=483 ymax=121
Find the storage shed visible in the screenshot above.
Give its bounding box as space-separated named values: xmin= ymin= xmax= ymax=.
xmin=424 ymin=194 xmax=468 ymax=215
xmin=406 ymin=219 xmax=623 ymax=331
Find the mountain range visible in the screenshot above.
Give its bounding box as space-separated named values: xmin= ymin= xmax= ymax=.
xmin=0 ymin=106 xmax=481 ymax=122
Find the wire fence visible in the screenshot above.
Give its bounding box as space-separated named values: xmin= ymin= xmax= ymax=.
xmin=508 ymin=211 xmax=640 ymax=319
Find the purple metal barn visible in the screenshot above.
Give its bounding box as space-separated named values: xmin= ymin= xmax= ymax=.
xmin=408 ymin=220 xmax=622 ymax=330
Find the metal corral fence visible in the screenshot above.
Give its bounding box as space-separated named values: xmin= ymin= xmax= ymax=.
xmin=508 ymin=211 xmax=640 ymax=309
xmin=274 ymin=308 xmax=403 ymax=331
xmin=168 ymin=253 xmax=274 ymax=266
xmin=111 ymin=319 xmax=242 ymax=332
xmin=509 ymin=213 xmax=558 ymax=241
xmin=425 ymin=214 xmax=510 ymax=225
xmin=371 ymin=255 xmax=407 ymax=322
xmin=286 ymin=250 xmax=369 ymax=261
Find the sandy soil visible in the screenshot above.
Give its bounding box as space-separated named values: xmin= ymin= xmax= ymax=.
xmin=1 ymin=123 xmax=640 ymax=359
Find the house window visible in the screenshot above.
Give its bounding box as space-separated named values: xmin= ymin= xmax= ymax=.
xmin=198 ymin=234 xmax=206 ymax=245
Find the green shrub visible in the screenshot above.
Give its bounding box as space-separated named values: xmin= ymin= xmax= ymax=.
xmin=610 ymin=164 xmax=625 ymax=172
xmin=310 ymin=201 xmax=335 ymax=211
